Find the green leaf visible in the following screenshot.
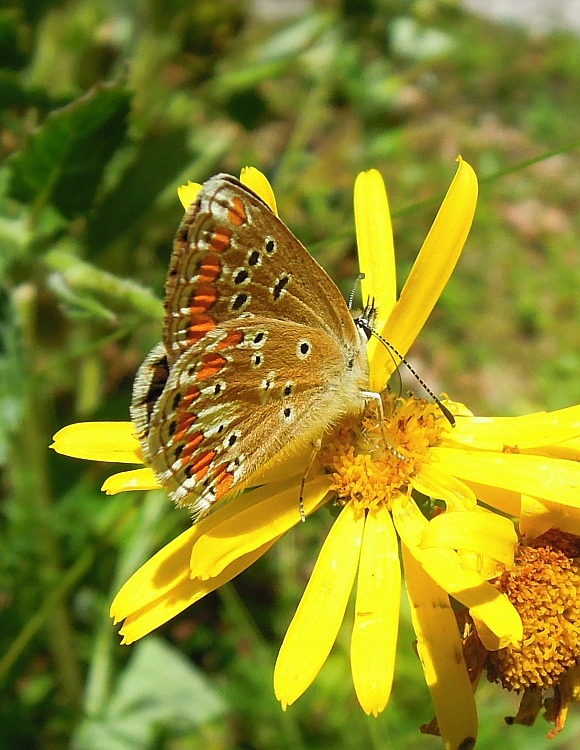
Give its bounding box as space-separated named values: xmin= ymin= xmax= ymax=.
xmin=85 ymin=127 xmax=191 ymax=254
xmin=45 ymin=247 xmax=164 ymax=324
xmin=8 ymin=83 xmax=130 ymax=220
xmin=74 ymin=637 xmax=227 ymax=750
xmin=0 ymin=9 xmax=28 ymax=70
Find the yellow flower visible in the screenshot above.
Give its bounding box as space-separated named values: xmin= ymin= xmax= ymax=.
xmin=51 ymin=162 xmax=580 ymax=750
xmin=462 ymin=529 xmax=580 ymax=739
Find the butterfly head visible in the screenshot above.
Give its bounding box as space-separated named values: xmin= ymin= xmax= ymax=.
xmin=353 ymin=297 xmax=378 ymax=344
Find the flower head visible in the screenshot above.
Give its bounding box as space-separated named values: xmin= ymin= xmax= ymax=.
xmin=468 ymin=530 xmax=580 ymax=739
xmin=51 ymin=162 xmax=580 ymax=749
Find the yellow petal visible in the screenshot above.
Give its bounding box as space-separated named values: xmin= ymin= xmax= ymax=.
xmin=413 ymin=462 xmax=476 ymax=510
xmin=240 ymin=166 xmax=278 ymax=215
xmin=443 ymin=399 xmax=475 ymax=418
xmin=443 ymin=405 xmax=580 ymax=451
xmin=51 ymin=422 xmax=142 ymax=463
xmin=177 ymin=181 xmax=201 ymax=209
xmin=190 ymin=476 xmax=331 ymax=579
xmin=392 ymin=495 xmax=522 ymax=646
xmin=403 ymin=545 xmax=478 ymax=750
xmin=274 ymin=501 xmax=363 ymax=708
xmin=456 ymin=548 xmax=505 ymax=582
xmin=460 ymin=479 xmax=521 ymax=517
xmin=243 ymin=445 xmax=311 ymax=489
xmin=431 ymin=446 xmax=580 ymax=509
xmin=528 ymin=440 xmax=580 ymax=461
xmin=101 ymin=468 xmax=160 ymax=494
xmin=117 ymin=539 xmax=278 ymax=644
xmin=419 ymin=511 xmax=517 ymax=568
xmin=519 ymin=495 xmax=580 ymax=539
xmin=351 ymin=506 xmax=400 ymax=716
xmin=382 ymin=158 xmax=478 ymax=379
xmin=111 ymin=526 xmax=201 ymax=622
xmin=470 ymin=611 xmax=513 ymax=651
xmin=354 ymin=169 xmax=396 ymax=391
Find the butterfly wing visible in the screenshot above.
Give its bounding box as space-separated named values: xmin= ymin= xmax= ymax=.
xmin=133 ymin=317 xmax=368 ymax=519
xmin=132 ymin=172 xmax=372 ymax=519
xmin=131 ymin=342 xmax=169 ymax=449
xmin=163 ymin=174 xmax=360 ymax=365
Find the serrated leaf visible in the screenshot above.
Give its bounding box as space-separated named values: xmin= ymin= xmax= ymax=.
xmin=8 ymin=83 xmax=130 ymax=220
xmin=73 ymin=637 xmax=226 ymax=750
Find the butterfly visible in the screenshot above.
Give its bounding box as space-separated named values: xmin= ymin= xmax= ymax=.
xmin=131 ymin=174 xmax=375 ymax=520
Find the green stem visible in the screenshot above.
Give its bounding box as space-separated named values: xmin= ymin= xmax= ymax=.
xmin=11 ymin=284 xmax=84 ymax=711
xmin=82 ymin=490 xmax=173 ymax=717
xmin=395 ymin=140 xmax=580 ymax=219
xmin=273 ymin=25 xmax=335 ymax=195
xmin=219 ymin=583 xmax=307 ymax=749
xmin=0 ymin=550 xmax=94 ymax=685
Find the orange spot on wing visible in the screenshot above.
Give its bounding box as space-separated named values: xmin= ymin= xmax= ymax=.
xmin=179 ymin=430 xmax=204 ymax=459
xmin=190 ymin=449 xmax=216 ymax=479
xmin=210 ymin=227 xmax=232 ymax=252
xmin=197 ymin=352 xmax=227 ymax=381
xmin=173 ymin=417 xmax=199 ymax=443
xmin=189 ymin=283 xmax=217 ymax=315
xmin=187 ymin=315 xmax=216 ymax=344
xmin=182 ymin=386 xmax=201 ymax=406
xmin=217 ymin=329 xmax=244 ymax=350
xmin=199 ymin=254 xmax=221 ymax=283
xmin=217 ymin=471 xmax=234 ymax=498
xmin=228 ymin=196 xmax=247 ymax=227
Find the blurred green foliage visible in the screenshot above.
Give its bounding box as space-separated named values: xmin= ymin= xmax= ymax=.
xmin=2 ymin=0 xmax=580 ymax=748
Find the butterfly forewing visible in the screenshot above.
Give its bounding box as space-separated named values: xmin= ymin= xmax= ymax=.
xmin=164 ymin=175 xmax=359 ymax=365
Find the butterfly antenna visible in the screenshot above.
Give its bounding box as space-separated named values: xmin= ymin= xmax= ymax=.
xmin=359 ymin=322 xmax=455 ymax=427
xmin=348 ymin=273 xmax=366 ymax=311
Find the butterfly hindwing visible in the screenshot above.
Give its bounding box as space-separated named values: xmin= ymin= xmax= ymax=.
xmin=144 ymin=317 xmax=364 ymax=518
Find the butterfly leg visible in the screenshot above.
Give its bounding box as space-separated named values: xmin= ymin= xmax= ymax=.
xmin=298 ymin=438 xmax=323 ymax=522
xmin=362 ymin=390 xmax=407 ymax=461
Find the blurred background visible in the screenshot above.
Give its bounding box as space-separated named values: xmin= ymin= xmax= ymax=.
xmin=2 ymin=1 xmax=580 ymax=748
